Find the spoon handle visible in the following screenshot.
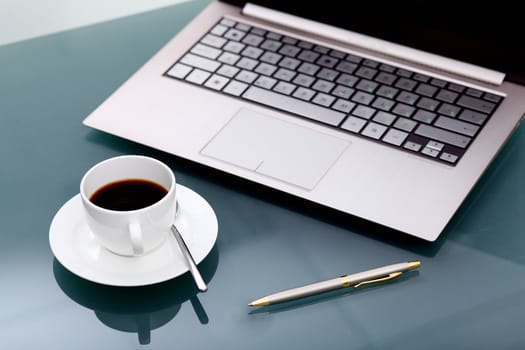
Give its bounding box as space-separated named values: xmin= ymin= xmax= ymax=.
xmin=171 ymin=224 xmax=208 ymax=292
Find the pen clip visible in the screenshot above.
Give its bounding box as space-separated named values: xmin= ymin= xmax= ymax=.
xmin=353 ymin=271 xmax=403 ymax=288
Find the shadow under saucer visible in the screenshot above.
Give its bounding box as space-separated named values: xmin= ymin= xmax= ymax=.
xmin=53 ymin=244 xmax=219 ymax=344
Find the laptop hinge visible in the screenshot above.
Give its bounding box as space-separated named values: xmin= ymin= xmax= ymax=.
xmin=242 ymin=4 xmax=505 ymax=86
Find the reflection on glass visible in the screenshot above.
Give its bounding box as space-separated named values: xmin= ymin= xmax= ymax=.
xmin=53 ymin=246 xmax=218 ymax=344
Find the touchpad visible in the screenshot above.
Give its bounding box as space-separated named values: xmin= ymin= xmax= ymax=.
xmin=200 ymin=108 xmax=349 ymax=189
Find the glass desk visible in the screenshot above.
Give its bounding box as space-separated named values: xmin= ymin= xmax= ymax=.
xmin=1 ymin=1 xmax=524 ymax=348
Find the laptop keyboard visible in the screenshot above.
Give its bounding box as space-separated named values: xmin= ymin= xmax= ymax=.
xmin=164 ymin=18 xmax=504 ymax=165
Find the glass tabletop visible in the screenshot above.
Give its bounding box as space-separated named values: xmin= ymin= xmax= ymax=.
xmin=1 ymin=1 xmax=524 ymax=349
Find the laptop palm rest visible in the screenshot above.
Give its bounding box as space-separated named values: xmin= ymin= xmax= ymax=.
xmin=200 ymin=108 xmax=349 ymax=189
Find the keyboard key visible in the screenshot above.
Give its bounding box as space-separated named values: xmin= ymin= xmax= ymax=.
xmin=393 ymin=117 xmax=417 ymax=132
xmin=416 ymin=97 xmax=439 ymax=111
xmin=223 ymin=80 xmax=248 ymax=96
xmin=217 ymin=64 xmax=239 ymax=78
xmin=243 ymin=86 xmax=346 ymax=126
xmin=373 ymin=111 xmax=397 ymax=126
xmin=371 ymin=97 xmax=395 ymax=111
xmin=396 ymin=68 xmax=412 ymax=78
xmin=404 ymin=141 xmax=422 ymax=152
xmin=185 ymin=69 xmax=211 ymax=85
xmin=260 ymin=39 xmax=282 ymax=52
xmin=363 ymin=59 xmax=379 ymax=68
xmin=392 ymin=103 xmax=415 ymax=118
xmin=336 ymin=73 xmax=359 ymax=87
xmin=435 ymin=89 xmax=458 ymax=103
xmin=312 ymin=79 xmax=335 ymax=93
xmin=413 ymin=73 xmax=430 ymax=82
xmin=235 ymin=70 xmax=258 ymax=83
xmin=317 ymin=68 xmax=339 ymax=81
xmin=355 ymin=66 xmax=377 ymax=80
xmin=421 ymin=147 xmax=440 ymax=157
xmin=312 ymin=93 xmax=336 ymax=107
xmin=210 ymin=24 xmax=228 ymax=36
xmin=396 ymin=91 xmax=419 ymax=105
xmin=484 ymin=93 xmax=502 ymax=103
xmin=260 ymin=51 xmax=282 ymax=64
xmin=180 ymin=53 xmax=220 ymax=72
xmin=434 ymin=116 xmax=479 ymax=136
xmin=242 ymin=34 xmax=264 ymax=46
xmin=297 ymin=62 xmax=320 ymax=75
xmin=457 ymin=95 xmax=496 ymax=114
xmin=204 ymin=74 xmax=230 ymax=90
xmin=166 ymin=63 xmax=192 ymax=79
xmin=415 ymin=83 xmax=437 ymax=97
xmin=332 ymin=99 xmax=356 ymax=113
xmin=448 ymin=83 xmax=465 ymax=93
xmin=273 ymin=68 xmax=296 ymax=81
xmin=317 ymin=55 xmax=339 ymax=68
xmin=362 ymin=122 xmax=387 ymax=139
xmin=341 ymin=116 xmax=367 ymax=133
xmin=466 ymin=88 xmax=483 ymax=98
xmin=383 ymin=128 xmax=408 ymax=146
xmin=236 ymin=57 xmax=258 ymax=70
xmin=440 ymin=152 xmax=459 ymax=163
xmin=413 ymin=109 xmax=436 ymax=124
xmin=376 ymin=85 xmax=399 ymax=99
xmin=375 ymin=72 xmax=397 ymax=85
xmin=191 ymin=43 xmax=221 ymax=59
xmin=297 ymin=50 xmax=318 ymax=63
xmin=224 ymin=28 xmax=246 ymax=41
xmin=335 ymin=61 xmax=357 ymax=74
xmin=255 ymin=63 xmax=278 ymax=76
xmin=415 ymin=124 xmax=471 ymax=148
xmin=273 ymin=81 xmax=296 ymax=95
xmin=426 ymin=140 xmax=444 ymax=151
xmin=201 ymin=34 xmax=227 ymax=48
xmin=352 ymin=105 xmax=376 ymax=119
xmin=293 ymin=73 xmax=315 ymax=87
xmin=254 ymin=76 xmax=277 ymax=89
xmin=218 ymin=52 xmax=240 ymax=65
xmin=332 ymin=85 xmax=355 ymax=99
xmin=279 ymin=57 xmax=301 ymax=70
xmin=356 ymin=79 xmax=378 ymax=93
xmin=395 ymin=78 xmax=417 ymax=91
xmin=292 ymin=87 xmax=316 ymax=101
xmin=351 ymin=91 xmax=374 ymax=105
xmin=279 ymin=44 xmax=301 ymax=57
xmin=430 ymin=78 xmax=447 ymax=87
xmin=458 ymin=109 xmax=488 ymax=125
xmin=223 ymin=41 xmax=245 ymax=53
xmin=241 ymin=46 xmax=263 ymax=59
xmin=437 ymin=103 xmax=460 ymax=118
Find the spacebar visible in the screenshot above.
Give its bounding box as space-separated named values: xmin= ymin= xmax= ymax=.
xmin=242 ymin=86 xmax=346 ymax=126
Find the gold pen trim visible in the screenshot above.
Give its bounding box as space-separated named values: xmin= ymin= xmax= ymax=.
xmin=248 ymin=297 xmax=270 ymax=307
xmin=354 ymin=271 xmax=403 ymax=288
xmin=340 ymin=275 xmax=352 ymax=288
xmin=408 ymin=260 xmax=421 ymax=270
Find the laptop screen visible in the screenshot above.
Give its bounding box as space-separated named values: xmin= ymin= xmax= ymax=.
xmin=226 ymin=1 xmax=525 ymax=85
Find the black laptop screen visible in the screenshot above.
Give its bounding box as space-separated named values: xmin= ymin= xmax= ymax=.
xmin=225 ymin=1 xmax=525 ymax=84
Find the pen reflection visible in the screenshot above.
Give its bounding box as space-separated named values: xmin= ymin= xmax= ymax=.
xmin=53 ymin=245 xmax=218 ymax=344
xmin=249 ymin=269 xmax=419 ymax=316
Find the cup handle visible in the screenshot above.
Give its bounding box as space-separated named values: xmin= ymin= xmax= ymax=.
xmin=129 ymin=221 xmax=144 ymax=256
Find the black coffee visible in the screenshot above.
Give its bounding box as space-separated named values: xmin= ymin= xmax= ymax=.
xmin=90 ymin=179 xmax=168 ymax=211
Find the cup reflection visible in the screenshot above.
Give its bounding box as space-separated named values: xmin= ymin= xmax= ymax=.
xmin=53 ymin=245 xmax=218 ymax=344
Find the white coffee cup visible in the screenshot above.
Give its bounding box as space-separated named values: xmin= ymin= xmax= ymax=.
xmin=80 ymin=155 xmax=177 ymax=256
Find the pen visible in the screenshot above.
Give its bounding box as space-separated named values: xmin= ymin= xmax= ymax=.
xmin=248 ymin=260 xmax=421 ymax=307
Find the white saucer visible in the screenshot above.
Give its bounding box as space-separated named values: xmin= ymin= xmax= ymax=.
xmin=49 ymin=184 xmax=218 ymax=287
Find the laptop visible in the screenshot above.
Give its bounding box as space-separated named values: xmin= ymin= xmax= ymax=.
xmin=83 ymin=0 xmax=525 ymax=241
